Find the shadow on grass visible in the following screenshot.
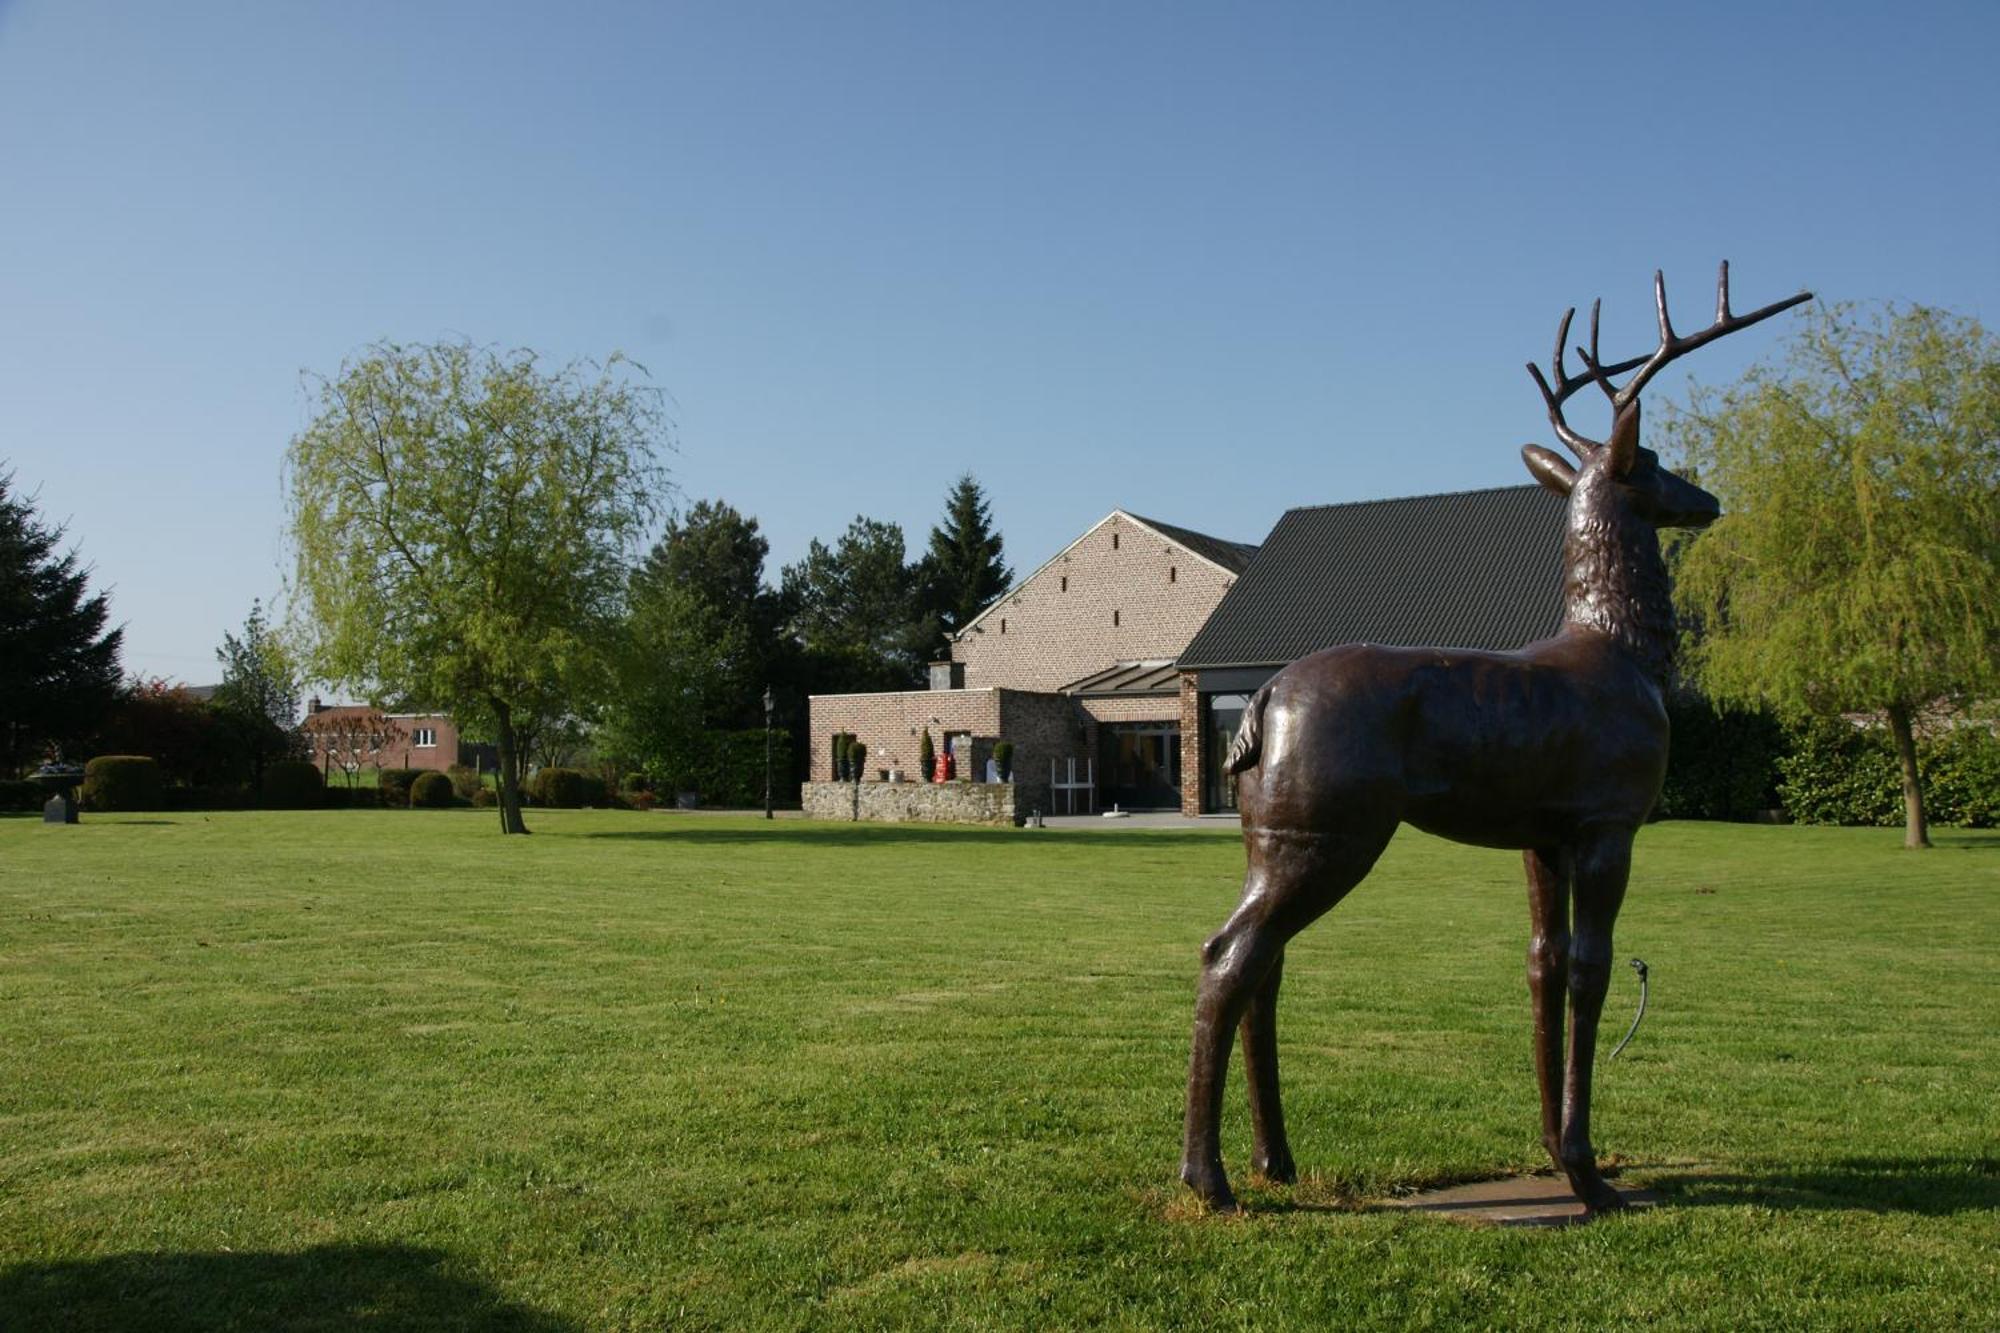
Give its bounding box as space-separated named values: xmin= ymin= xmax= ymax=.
xmin=0 ymin=1243 xmax=574 ymax=1332
xmin=1650 ymin=1155 xmax=1999 ymax=1215
xmin=579 ymin=824 xmax=1229 ymax=848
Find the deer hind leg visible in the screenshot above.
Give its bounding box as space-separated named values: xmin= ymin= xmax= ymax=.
xmin=1242 ymin=947 xmax=1294 ymax=1183
xmin=1559 ymin=828 xmax=1634 ymax=1214
xmin=1181 ymin=826 xmax=1389 ymax=1211
xmin=1523 ymin=846 xmax=1572 ymax=1175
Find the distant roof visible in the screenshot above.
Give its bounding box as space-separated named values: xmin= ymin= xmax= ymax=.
xmin=1125 ymin=514 xmax=1260 ymax=575
xmin=1061 ymin=659 xmax=1182 ymax=696
xmin=1178 ymin=485 xmax=1567 ymax=670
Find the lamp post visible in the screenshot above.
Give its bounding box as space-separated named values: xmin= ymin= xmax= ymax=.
xmin=762 ymin=685 xmax=775 ymax=820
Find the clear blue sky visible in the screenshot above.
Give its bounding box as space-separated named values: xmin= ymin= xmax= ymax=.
xmin=4 ymin=1 xmax=1995 ymax=682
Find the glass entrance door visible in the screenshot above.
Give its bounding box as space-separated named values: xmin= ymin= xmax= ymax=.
xmin=1203 ymin=693 xmax=1252 ymax=813
xmin=1100 ymin=723 xmax=1181 ymax=809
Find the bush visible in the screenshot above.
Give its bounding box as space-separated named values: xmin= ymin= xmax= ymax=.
xmin=323 ymin=785 xmax=382 ymax=809
xmin=1659 ymin=699 xmax=1787 ymax=820
xmin=0 ymin=778 xmax=43 ymax=812
xmin=631 ymin=789 xmax=658 ymax=811
xmin=622 ymin=771 xmax=650 ymax=794
xmin=471 ymin=786 xmax=498 ymax=808
xmin=647 ymin=728 xmax=792 ymax=807
xmin=261 ymin=760 xmax=325 ymax=809
xmin=378 ymin=768 xmax=424 ymax=806
xmin=411 ymin=771 xmax=456 ymax=808
xmin=446 ymin=764 xmax=483 ymax=800
xmin=993 ymin=741 xmax=1014 ymax=782
xmin=528 ymin=767 xmax=605 ymax=808
xmin=918 ymin=729 xmax=935 ymax=782
xmin=1777 ymin=717 xmax=2000 ymax=828
xmin=83 ymin=755 xmax=165 ymax=811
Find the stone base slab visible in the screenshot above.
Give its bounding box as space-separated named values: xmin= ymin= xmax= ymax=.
xmin=1386 ymin=1174 xmax=1658 ymax=1227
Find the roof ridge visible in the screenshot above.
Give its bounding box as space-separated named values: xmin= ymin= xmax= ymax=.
xmin=1276 ymin=482 xmax=1543 ymax=516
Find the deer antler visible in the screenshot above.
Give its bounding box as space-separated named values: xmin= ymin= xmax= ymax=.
xmin=1531 ymin=262 xmax=1813 ymax=459
xmin=1527 ymin=302 xmax=1646 ymax=460
xmin=1608 ymin=262 xmax=1813 ymax=408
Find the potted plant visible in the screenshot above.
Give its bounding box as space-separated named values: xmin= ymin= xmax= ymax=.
xmin=918 ymin=728 xmax=936 ymax=783
xmin=834 ymin=734 xmax=851 ymax=781
xmin=993 ymin=741 xmax=1014 ymax=782
xmin=849 ymin=741 xmax=868 ymax=781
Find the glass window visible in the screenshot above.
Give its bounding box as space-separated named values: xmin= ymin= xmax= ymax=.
xmin=1203 ymin=693 xmax=1252 ymax=812
xmin=413 ymin=726 xmax=438 ymax=748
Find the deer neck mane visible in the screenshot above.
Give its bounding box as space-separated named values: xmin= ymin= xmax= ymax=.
xmin=1560 ymin=478 xmax=1676 ymax=682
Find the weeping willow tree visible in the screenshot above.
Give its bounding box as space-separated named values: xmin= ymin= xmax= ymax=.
xmin=285 ymin=342 xmax=671 ymax=834
xmin=1666 ymin=302 xmax=2000 ymax=847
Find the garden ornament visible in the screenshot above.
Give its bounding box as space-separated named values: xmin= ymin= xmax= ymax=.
xmin=1181 ymin=264 xmax=1810 ymax=1215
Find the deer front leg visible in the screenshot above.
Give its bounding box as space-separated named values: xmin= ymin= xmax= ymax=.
xmin=1523 ymin=847 xmax=1571 ymax=1174
xmin=1242 ymin=947 xmax=1295 ymax=1184
xmin=1561 ymin=829 xmax=1634 ymax=1214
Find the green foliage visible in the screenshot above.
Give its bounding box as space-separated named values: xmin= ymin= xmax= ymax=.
xmin=1659 ymin=698 xmax=1787 ymax=820
xmin=410 ymin=771 xmax=455 ymax=808
xmin=528 ymin=767 xmax=605 ymax=808
xmin=1779 ymin=719 xmax=2000 ymax=828
xmin=993 ymin=740 xmax=1015 ymax=781
xmin=918 ymin=473 xmax=1012 ymax=644
xmin=259 ymin=759 xmax=324 ymax=809
xmin=644 ymin=729 xmax=789 ymax=806
xmin=446 ymin=764 xmax=483 ymax=800
xmin=780 ymin=516 xmax=932 ymax=691
xmin=1670 ymin=302 xmax=2000 ymax=718
xmin=918 ymin=727 xmax=935 ymax=781
xmin=621 ymin=772 xmax=649 ymax=793
xmin=211 ymin=599 xmax=302 ymax=789
xmin=378 ymin=768 xmax=423 ymax=807
xmin=471 ymin=786 xmax=497 ymax=808
xmin=285 ymin=340 xmax=672 ymax=833
xmin=82 ymin=755 xmax=163 ymax=811
xmin=847 ymin=740 xmax=866 ymax=780
xmin=0 ymin=469 xmax=124 ymax=774
xmin=0 ymin=778 xmax=41 ymax=811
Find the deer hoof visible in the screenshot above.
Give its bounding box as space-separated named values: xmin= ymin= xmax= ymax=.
xmin=1252 ymin=1151 xmax=1297 ymax=1185
xmin=1180 ymin=1161 xmax=1239 ymax=1213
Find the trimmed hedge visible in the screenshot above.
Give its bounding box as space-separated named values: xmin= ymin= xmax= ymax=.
xmin=446 ymin=765 xmax=483 ymax=800
xmin=652 ymin=728 xmax=792 ymax=807
xmin=1779 ymin=719 xmax=2000 ymax=828
xmin=261 ymin=760 xmax=325 ymax=809
xmin=411 ymin=771 xmax=456 ymax=808
xmin=83 ymin=755 xmax=165 ymax=812
xmin=1659 ymin=699 xmax=1787 ymax=821
xmin=378 ymin=768 xmax=424 ymax=807
xmin=528 ymin=767 xmax=606 ymax=808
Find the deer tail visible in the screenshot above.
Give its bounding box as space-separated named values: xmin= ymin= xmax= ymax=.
xmin=1223 ymin=686 xmax=1269 ymax=775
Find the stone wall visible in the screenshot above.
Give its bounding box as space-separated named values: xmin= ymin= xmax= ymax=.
xmin=1179 ymin=671 xmax=1204 ymax=817
xmin=802 ymin=780 xmax=1018 ymax=827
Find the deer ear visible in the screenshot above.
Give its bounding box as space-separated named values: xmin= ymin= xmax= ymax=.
xmin=1521 ymin=444 xmax=1575 ymax=497
xmin=1608 ymin=401 xmax=1639 ymax=477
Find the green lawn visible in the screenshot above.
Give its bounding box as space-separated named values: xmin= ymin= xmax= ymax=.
xmin=1 ymin=811 xmax=1994 ymax=1330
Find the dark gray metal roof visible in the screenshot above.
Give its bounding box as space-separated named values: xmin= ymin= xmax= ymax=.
xmin=1126 ymin=514 xmax=1260 ymax=574
xmin=1178 ymin=485 xmax=1567 ymax=669
xmin=1060 ymin=660 xmax=1182 ymax=696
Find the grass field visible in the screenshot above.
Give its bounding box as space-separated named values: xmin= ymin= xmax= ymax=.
xmin=1 ymin=810 xmax=1994 ymax=1330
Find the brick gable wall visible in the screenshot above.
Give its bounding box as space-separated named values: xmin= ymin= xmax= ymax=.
xmin=952 ymin=513 xmax=1238 ymax=693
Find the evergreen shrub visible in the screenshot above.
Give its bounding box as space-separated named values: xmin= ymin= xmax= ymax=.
xmin=379 ymin=768 xmax=424 ymax=806
xmin=1777 ymin=718 xmax=1999 ymax=828
xmin=261 ymin=760 xmax=325 ymax=809
xmin=411 ymin=771 xmax=455 ymax=808
xmin=529 ymin=767 xmax=605 ymax=808
xmin=83 ymin=755 xmax=164 ymax=811
xmin=446 ymin=765 xmax=483 ymax=800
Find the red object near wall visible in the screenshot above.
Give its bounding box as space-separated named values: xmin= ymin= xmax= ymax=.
xmin=935 ymin=750 xmax=952 ymax=783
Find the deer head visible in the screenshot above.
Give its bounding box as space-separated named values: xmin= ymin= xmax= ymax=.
xmin=1521 ymin=262 xmax=1811 ymax=529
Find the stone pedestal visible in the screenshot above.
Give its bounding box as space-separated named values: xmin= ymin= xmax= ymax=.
xmin=1387 ymin=1174 xmax=1657 ymax=1227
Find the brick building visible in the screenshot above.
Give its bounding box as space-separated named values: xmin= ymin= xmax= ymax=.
xmin=302 ymin=699 xmax=494 ymax=779
xmin=808 ymin=510 xmax=1258 ymax=814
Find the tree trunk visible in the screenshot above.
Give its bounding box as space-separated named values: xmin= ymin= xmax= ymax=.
xmin=491 ymin=697 xmax=531 ymax=836
xmin=1885 ymin=702 xmax=1930 ymax=849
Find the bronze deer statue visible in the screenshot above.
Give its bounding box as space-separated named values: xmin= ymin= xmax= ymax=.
xmin=1181 ymin=264 xmax=1810 ymax=1215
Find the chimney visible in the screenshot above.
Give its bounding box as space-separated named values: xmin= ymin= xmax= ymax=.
xmin=928 ymin=660 xmax=965 ymax=691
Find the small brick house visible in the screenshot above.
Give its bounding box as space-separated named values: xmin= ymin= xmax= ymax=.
xmin=808 ymin=510 xmax=1258 ymax=814
xmin=302 ymin=699 xmax=493 ymax=778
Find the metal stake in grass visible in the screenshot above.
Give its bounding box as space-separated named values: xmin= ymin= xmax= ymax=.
xmin=1609 ymin=958 xmax=1650 ymax=1060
